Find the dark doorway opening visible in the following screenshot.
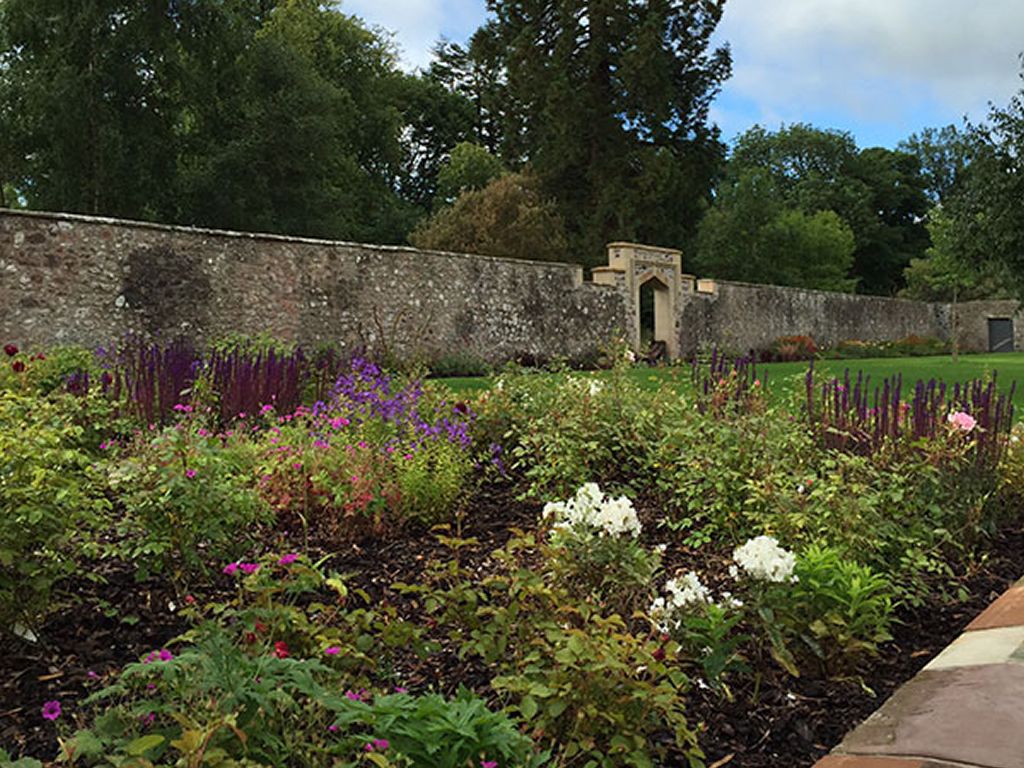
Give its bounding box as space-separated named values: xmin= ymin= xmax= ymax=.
xmin=988 ymin=318 xmax=1014 ymax=352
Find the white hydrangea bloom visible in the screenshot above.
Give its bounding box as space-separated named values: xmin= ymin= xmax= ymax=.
xmin=665 ymin=572 xmax=711 ymax=608
xmin=649 ymin=571 xmax=712 ymax=631
xmin=545 ymin=483 xmax=641 ymax=538
xmin=731 ymin=535 xmax=798 ymax=583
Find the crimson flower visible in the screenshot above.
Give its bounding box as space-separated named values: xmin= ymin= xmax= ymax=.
xmin=273 ymin=641 xmax=289 ymax=659
xmin=3 ymin=343 xmax=17 ymax=357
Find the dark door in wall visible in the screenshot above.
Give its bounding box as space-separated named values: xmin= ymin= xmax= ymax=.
xmin=988 ymin=318 xmax=1014 ymax=352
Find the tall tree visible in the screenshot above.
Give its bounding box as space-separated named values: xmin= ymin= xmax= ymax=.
xmin=479 ymin=0 xmax=732 ymax=265
xmin=695 ymin=169 xmax=857 ymax=291
xmin=723 ymin=124 xmax=930 ymax=294
xmin=0 ymin=0 xmax=184 ymax=217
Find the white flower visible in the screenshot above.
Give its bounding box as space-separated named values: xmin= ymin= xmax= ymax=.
xmin=665 ymin=572 xmax=712 ymax=609
xmin=624 ymin=349 xmax=637 ymax=363
xmin=731 ymin=535 xmax=797 ymax=583
xmin=796 ymin=484 xmax=805 ymax=494
xmin=587 ymin=380 xmax=604 ymax=397
xmin=545 ymin=483 xmax=642 ymax=538
xmin=649 ymin=571 xmax=712 ymax=632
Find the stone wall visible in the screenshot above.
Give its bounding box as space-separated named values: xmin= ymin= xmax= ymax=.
xmin=955 ymin=300 xmax=1024 ymax=353
xmin=677 ymin=279 xmax=952 ymax=354
xmin=0 ymin=209 xmax=627 ymax=363
xmin=2 ymin=209 xmax=1022 ymax=362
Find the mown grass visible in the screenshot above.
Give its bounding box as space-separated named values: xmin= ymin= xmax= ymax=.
xmin=436 ymin=353 xmax=1024 ymax=412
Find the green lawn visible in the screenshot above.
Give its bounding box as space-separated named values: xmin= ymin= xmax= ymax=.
xmin=435 ymin=352 xmax=1024 ymax=412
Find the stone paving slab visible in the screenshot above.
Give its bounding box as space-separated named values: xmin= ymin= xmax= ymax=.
xmin=815 ymin=757 xmax=966 ymax=768
xmin=924 ymin=625 xmax=1024 ymax=670
xmin=813 ymin=579 xmax=1024 ymax=768
xmin=966 ymin=585 xmax=1024 ymax=631
xmin=834 ymin=664 xmax=1024 ymax=767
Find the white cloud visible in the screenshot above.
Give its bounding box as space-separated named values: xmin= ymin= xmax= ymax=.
xmin=342 ymin=0 xmax=474 ymax=71
xmin=717 ymin=0 xmax=1024 ymax=132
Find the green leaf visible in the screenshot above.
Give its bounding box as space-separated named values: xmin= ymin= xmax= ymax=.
xmin=519 ymin=695 xmax=538 ymax=720
xmin=125 ymin=734 xmax=164 ymax=756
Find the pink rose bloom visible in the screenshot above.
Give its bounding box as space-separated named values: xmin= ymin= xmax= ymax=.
xmin=948 ymin=411 xmax=977 ymax=432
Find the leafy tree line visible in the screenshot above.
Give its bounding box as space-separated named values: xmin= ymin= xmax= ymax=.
xmin=2 ymin=0 xmax=1022 ymax=297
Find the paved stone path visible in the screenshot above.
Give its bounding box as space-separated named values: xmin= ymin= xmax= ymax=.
xmin=814 ymin=577 xmax=1024 ymax=768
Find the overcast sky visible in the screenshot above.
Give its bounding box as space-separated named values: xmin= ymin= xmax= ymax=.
xmin=342 ymin=0 xmax=1024 ymax=149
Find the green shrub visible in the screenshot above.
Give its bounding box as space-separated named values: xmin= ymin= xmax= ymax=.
xmin=780 ymin=544 xmax=894 ymax=671
xmin=480 ymin=367 xmax=667 ymax=500
xmin=110 ymin=421 xmax=269 ymax=584
xmin=543 ymin=483 xmax=661 ymax=615
xmin=406 ymin=533 xmax=702 ymax=767
xmin=65 ymin=553 xmax=538 ymax=768
xmin=0 ymin=391 xmax=110 ymax=633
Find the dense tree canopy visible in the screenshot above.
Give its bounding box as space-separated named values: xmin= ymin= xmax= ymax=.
xmin=2 ymin=1 xmax=1021 ymax=296
xmin=697 ymin=124 xmax=930 ymax=294
xmin=0 ymin=0 xmax=473 ymax=241
xmin=694 ymin=169 xmax=856 ymax=291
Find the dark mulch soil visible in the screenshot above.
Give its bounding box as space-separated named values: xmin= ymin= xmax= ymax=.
xmin=3 ymin=480 xmax=1022 ymax=767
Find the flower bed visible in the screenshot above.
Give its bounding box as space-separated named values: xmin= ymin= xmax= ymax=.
xmin=1 ymin=341 xmax=1023 ymax=767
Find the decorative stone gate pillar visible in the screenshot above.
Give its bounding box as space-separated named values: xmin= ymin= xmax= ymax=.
xmin=592 ymin=242 xmax=685 ymax=359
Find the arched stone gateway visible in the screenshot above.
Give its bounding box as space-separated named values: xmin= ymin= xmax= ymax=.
xmin=592 ymin=242 xmax=695 ymax=359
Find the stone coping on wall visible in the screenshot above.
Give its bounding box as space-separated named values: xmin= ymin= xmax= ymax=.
xmin=0 ymin=207 xmax=602 ymax=275
xmin=813 ymin=576 xmax=1024 ymax=768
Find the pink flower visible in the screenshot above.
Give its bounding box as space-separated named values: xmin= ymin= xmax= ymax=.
xmin=330 ymin=417 xmax=350 ymax=429
xmin=277 ymin=553 xmax=299 ymax=566
xmin=324 ymin=646 xmax=341 ymax=655
xmin=260 ymin=404 xmax=274 ymax=415
xmin=139 ymin=712 xmax=156 ymax=727
xmin=482 ymin=762 xmax=498 ymax=768
xmin=365 ymin=739 xmax=389 ymax=752
xmin=41 ymin=700 xmax=61 ymax=721
xmin=223 ymin=562 xmax=239 ymax=575
xmin=327 ymin=724 xmax=339 ymax=732
xmin=394 ymin=686 xmax=408 ymax=694
xmin=158 ymin=648 xmax=173 ymax=661
xmin=948 ymin=410 xmax=977 ymax=433
xmin=173 ymin=403 xmax=193 ymax=413
xmin=345 ymin=689 xmax=368 ymax=702
xmin=185 ymin=469 xmax=197 ymax=479
xmin=239 ymin=563 xmax=260 ymax=575
xmin=197 ymin=428 xmax=210 ymax=438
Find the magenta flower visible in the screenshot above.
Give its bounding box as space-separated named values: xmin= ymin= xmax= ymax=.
xmin=394 ymin=686 xmax=408 ymax=694
xmin=158 ymin=648 xmax=173 ymax=662
xmin=344 ymin=689 xmax=369 ymax=702
xmin=365 ymin=739 xmax=389 ymax=752
xmin=239 ymin=563 xmax=260 ymax=575
xmin=223 ymin=562 xmax=239 ymax=575
xmin=41 ymin=700 xmax=61 ymax=721
xmin=185 ymin=468 xmax=197 ymax=479
xmin=482 ymin=762 xmax=499 ymax=768
xmin=173 ymin=403 xmax=193 ymax=413
xmin=277 ymin=553 xmax=299 ymax=566
xmin=261 ymin=404 xmax=274 ymax=415
xmin=139 ymin=712 xmax=156 ymax=727
xmin=328 ymin=724 xmax=339 ymax=732
xmin=324 ymin=646 xmax=341 ymax=656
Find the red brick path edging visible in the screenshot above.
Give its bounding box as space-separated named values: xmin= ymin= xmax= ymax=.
xmin=813 ymin=576 xmax=1024 ymax=768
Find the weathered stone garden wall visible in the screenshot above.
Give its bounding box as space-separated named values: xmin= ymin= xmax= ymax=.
xmin=677 ymin=279 xmax=952 ymax=354
xmin=2 ymin=209 xmax=1021 ymax=360
xmin=0 ymin=209 xmax=626 ymax=363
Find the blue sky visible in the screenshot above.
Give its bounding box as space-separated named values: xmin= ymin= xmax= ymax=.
xmin=342 ymin=0 xmax=1024 ymax=150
